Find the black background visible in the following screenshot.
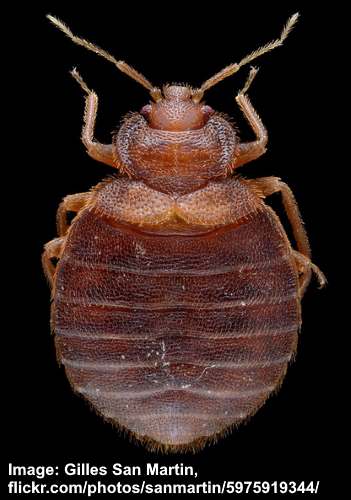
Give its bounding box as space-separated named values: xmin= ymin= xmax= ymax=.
xmin=6 ymin=2 xmax=341 ymax=498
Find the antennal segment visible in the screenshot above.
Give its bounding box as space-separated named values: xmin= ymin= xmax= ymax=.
xmin=192 ymin=13 xmax=299 ymax=103
xmin=46 ymin=15 xmax=162 ymax=101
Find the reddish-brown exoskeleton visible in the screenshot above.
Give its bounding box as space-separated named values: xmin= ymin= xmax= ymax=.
xmin=43 ymin=13 xmax=325 ymax=452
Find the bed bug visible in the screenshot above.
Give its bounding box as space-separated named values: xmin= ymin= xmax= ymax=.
xmin=43 ymin=13 xmax=325 ymax=452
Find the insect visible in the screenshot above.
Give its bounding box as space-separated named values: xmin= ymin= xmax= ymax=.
xmin=43 ymin=13 xmax=325 ymax=452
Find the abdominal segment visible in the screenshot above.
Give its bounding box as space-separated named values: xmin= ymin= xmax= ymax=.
xmin=53 ymin=207 xmax=299 ymax=448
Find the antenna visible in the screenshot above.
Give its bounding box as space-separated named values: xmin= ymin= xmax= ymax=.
xmin=192 ymin=13 xmax=299 ymax=103
xmin=46 ymin=15 xmax=162 ymax=101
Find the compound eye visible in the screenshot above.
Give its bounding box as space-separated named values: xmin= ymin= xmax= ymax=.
xmin=140 ymin=104 xmax=152 ymax=119
xmin=201 ymin=105 xmax=214 ymax=117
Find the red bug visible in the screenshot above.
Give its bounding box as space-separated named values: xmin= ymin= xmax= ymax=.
xmin=43 ymin=13 xmax=325 ymax=452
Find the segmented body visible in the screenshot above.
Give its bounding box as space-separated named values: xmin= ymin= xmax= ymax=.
xmin=53 ymin=177 xmax=300 ymax=448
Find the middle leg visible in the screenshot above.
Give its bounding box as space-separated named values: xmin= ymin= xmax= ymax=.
xmin=56 ymin=192 xmax=91 ymax=236
xmin=293 ymin=250 xmax=326 ymax=295
xmin=246 ymin=176 xmax=326 ymax=292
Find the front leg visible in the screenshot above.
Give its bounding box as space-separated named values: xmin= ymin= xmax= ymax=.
xmin=71 ymin=69 xmax=118 ymax=168
xmin=232 ymin=67 xmax=268 ymax=169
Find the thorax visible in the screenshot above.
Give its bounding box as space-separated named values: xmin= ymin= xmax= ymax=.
xmin=91 ymin=176 xmax=264 ymax=231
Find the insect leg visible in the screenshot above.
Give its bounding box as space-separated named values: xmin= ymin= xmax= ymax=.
xmin=248 ymin=176 xmax=310 ymax=256
xmin=56 ymin=192 xmax=91 ymax=236
xmin=233 ymin=67 xmax=268 ymax=168
xmin=42 ymin=237 xmax=66 ymax=287
xmin=71 ymin=69 xmax=118 ymax=168
xmin=293 ymin=250 xmax=326 ymax=295
xmin=246 ymin=176 xmax=326 ymax=290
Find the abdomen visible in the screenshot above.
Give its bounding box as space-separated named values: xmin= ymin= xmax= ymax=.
xmin=53 ymin=207 xmax=300 ymax=450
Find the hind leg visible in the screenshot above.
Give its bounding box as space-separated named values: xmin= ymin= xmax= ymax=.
xmin=42 ymin=237 xmax=66 ymax=287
